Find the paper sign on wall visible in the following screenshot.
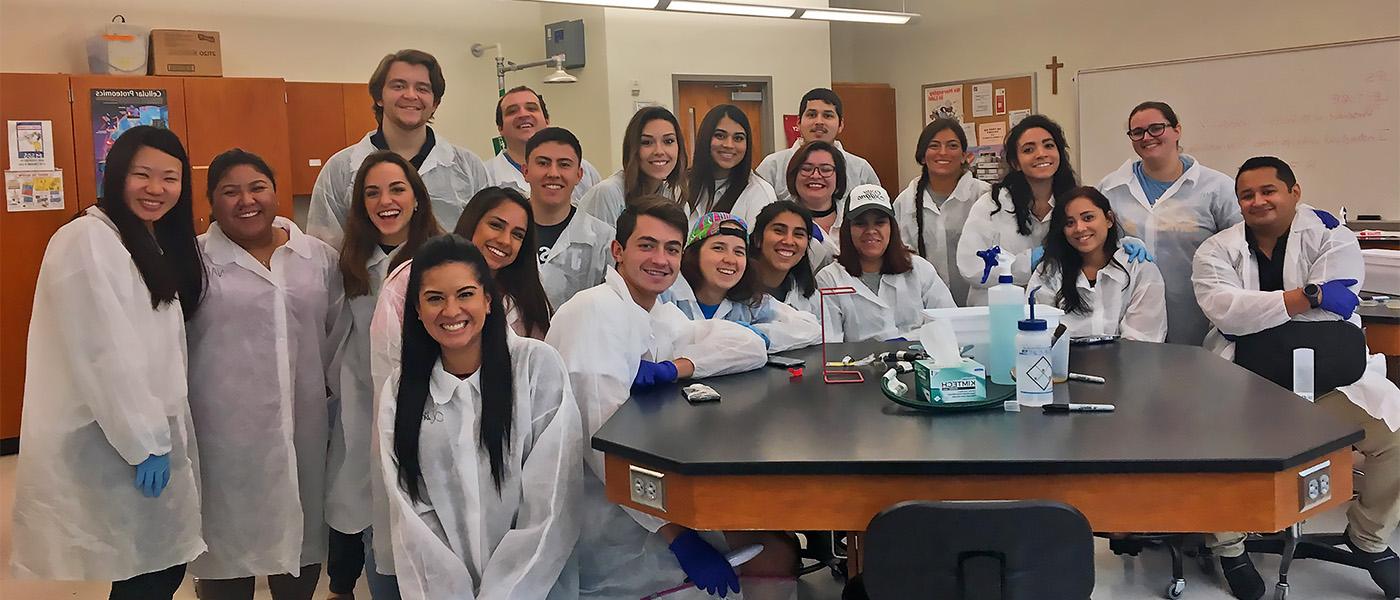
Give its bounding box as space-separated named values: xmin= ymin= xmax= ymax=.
xmin=1009 ymin=109 xmax=1031 ymax=128
xmin=6 ymin=169 xmax=65 ymax=212
xmin=7 ymin=120 xmax=56 ymax=171
xmin=961 ymin=123 xmax=978 ymax=147
xmin=971 ymin=83 xmax=993 ymax=117
xmin=923 ymin=84 xmax=964 ymax=123
xmin=783 ymin=114 xmax=801 ymax=147
xmin=994 ymin=88 xmax=1007 ymax=115
xmin=977 ymin=120 xmax=1008 ymax=146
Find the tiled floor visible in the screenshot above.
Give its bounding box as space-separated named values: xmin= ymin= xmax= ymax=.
xmin=1 ymin=454 xmax=1393 ymax=599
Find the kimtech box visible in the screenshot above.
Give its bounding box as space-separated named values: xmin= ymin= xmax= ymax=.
xmin=914 ymin=357 xmax=987 ymax=405
xmin=149 ymin=29 xmax=222 ymax=77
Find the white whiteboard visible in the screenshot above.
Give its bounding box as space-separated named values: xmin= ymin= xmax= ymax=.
xmin=1077 ymin=37 xmax=1399 ymax=218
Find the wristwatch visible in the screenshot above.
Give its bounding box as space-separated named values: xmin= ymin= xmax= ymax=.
xmin=1303 ymin=283 xmax=1322 ymax=308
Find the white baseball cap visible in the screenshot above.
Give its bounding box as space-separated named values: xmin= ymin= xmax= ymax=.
xmin=845 ymin=184 xmax=895 ymax=220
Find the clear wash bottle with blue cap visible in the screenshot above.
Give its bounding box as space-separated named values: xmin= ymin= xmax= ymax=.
xmin=1016 ymin=286 xmax=1054 ymax=407
xmin=985 ymin=252 xmax=1022 ymax=385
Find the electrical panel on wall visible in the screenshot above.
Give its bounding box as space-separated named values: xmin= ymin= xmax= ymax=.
xmin=545 ymin=20 xmax=585 ymax=69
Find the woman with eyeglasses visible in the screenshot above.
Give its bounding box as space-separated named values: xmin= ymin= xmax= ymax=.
xmin=1096 ymin=101 xmax=1239 ymax=346
xmin=785 ymin=140 xmax=846 ymax=271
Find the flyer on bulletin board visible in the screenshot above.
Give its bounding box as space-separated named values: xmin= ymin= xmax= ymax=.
xmin=7 ymin=120 xmax=56 ymax=171
xmin=1009 ymin=109 xmax=1031 ymax=128
xmin=923 ymin=84 xmax=963 ymax=123
xmin=994 ymin=88 xmax=1007 ymax=115
xmin=5 ymin=169 xmax=65 ymax=212
xmin=978 ymin=121 xmax=1008 ymax=146
xmin=971 ymin=83 xmax=993 ymax=117
xmin=91 ymin=89 xmax=169 ymax=197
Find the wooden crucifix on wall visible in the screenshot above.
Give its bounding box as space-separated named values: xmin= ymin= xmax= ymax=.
xmin=1046 ymin=55 xmax=1065 ymax=95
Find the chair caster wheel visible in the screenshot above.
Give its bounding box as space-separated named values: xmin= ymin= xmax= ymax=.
xmin=1164 ymin=579 xmax=1186 ymax=598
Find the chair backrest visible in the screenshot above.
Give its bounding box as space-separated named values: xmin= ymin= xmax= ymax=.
xmin=1234 ymin=320 xmax=1367 ymax=394
xmin=861 ymin=500 xmax=1095 ymax=600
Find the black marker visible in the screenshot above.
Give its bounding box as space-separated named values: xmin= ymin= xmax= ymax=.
xmin=1043 ymin=403 xmax=1115 ymax=413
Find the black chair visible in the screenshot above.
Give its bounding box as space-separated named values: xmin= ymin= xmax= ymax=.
xmin=853 ymin=500 xmax=1095 ymax=600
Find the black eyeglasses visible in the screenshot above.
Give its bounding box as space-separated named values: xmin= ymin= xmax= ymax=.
xmin=1126 ymin=123 xmax=1170 ymax=141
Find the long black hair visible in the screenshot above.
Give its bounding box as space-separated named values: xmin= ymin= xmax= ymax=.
xmin=910 ymin=118 xmax=968 ymax=257
xmin=990 ymin=114 xmax=1078 ymax=236
xmin=749 ymin=201 xmax=817 ymax=300
xmin=453 ymin=186 xmax=552 ymax=334
xmin=685 ymin=104 xmax=753 ymax=214
xmin=393 ymin=235 xmax=514 ymax=501
xmin=96 ymin=125 xmax=205 ymax=317
xmin=1040 ymin=186 xmax=1128 ymax=315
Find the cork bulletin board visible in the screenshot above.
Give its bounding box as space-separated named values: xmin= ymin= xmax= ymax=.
xmin=921 ymin=73 xmax=1037 ymax=181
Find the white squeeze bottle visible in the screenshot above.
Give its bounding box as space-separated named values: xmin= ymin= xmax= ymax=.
xmin=1016 ymin=287 xmax=1054 ymax=407
xmin=987 ymin=255 xmax=1022 ymax=385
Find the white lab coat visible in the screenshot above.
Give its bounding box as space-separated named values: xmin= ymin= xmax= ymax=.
xmin=539 ymin=210 xmax=616 ymax=310
xmin=774 ymin=277 xmax=822 ymax=320
xmin=894 ymin=172 xmax=992 ymax=306
xmin=307 ymin=130 xmax=489 ymax=248
xmin=325 ymin=245 xmax=401 ymax=536
xmin=545 ymin=268 xmax=767 ymax=599
xmin=485 ymin=151 xmax=602 ymax=203
xmin=755 ymin=140 xmax=881 ymax=205
xmin=814 ymin=255 xmax=957 ymax=342
xmin=662 ymin=276 xmax=822 ymax=352
xmin=1026 ymin=246 xmax=1168 ymax=342
xmin=10 ymin=208 xmax=204 ymax=581
xmin=956 ymin=188 xmax=1054 ymax=306
xmin=186 ymin=219 xmax=340 ymax=578
xmin=577 ymin=172 xmax=681 ymax=229
xmin=1098 ymin=156 xmax=1241 ymax=345
xmin=1192 ymin=205 xmax=1400 ymax=430
xmin=377 ymin=335 xmax=583 ymax=598
xmin=685 ymin=173 xmax=778 ymax=228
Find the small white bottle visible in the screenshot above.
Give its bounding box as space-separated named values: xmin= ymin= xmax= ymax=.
xmin=1293 ymin=347 xmax=1315 ymax=402
xmin=1016 ymin=317 xmax=1053 ymax=407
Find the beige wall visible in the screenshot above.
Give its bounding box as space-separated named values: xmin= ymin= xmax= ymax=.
xmin=831 ymin=0 xmax=1400 ymax=187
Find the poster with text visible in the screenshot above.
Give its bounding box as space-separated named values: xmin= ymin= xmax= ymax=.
xmin=923 ymin=84 xmax=963 ymax=124
xmin=91 ymin=89 xmax=169 ymax=197
xmin=994 ymin=88 xmax=1007 ymax=115
xmin=8 ymin=120 xmax=55 ymax=171
xmin=783 ymin=114 xmax=801 ymax=147
xmin=971 ymin=83 xmax=993 ymax=117
xmin=6 ymin=169 xmax=64 ymax=212
xmin=977 ymin=120 xmax=1008 ymax=146
xmin=1009 ymin=109 xmax=1031 ymax=128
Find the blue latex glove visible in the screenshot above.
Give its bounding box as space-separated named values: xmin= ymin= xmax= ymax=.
xmin=810 ymin=224 xmax=824 ymax=243
xmin=669 ymin=529 xmax=741 ymax=597
xmin=135 ymin=453 xmax=171 ymax=498
xmin=1313 ymin=209 xmax=1340 ymax=229
xmin=975 ymin=246 xmax=1002 ymax=284
xmin=738 ymin=322 xmax=770 ymax=349
xmin=633 ymin=360 xmax=679 ymax=389
xmin=1319 ymin=279 xmax=1360 ymax=319
xmin=1030 ymin=245 xmax=1046 ymax=268
xmin=1121 ymin=239 xmax=1155 ymax=263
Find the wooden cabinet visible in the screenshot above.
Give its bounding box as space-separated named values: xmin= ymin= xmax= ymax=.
xmin=69 ymin=75 xmax=191 ymax=210
xmin=286 ymin=82 xmax=378 ymax=196
xmin=833 ymin=82 xmax=900 ymax=197
xmin=182 ymin=77 xmax=295 ymax=231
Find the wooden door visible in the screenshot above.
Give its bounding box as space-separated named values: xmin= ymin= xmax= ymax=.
xmin=287 ymin=82 xmax=349 ymax=196
xmin=69 ymin=75 xmax=189 ymax=209
xmin=0 ymin=73 xmax=82 ymax=444
xmin=342 ymin=82 xmax=378 ymax=143
xmin=182 ymin=77 xmax=295 ymax=233
xmin=676 ymin=81 xmax=766 ymax=168
xmin=833 ymin=82 xmax=900 ymax=196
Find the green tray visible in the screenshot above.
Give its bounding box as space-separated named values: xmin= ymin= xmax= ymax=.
xmin=882 ymin=379 xmax=1015 ymax=413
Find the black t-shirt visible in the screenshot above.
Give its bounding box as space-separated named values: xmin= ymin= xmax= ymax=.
xmin=370 ymin=126 xmax=437 ymax=169
xmin=1245 ymin=226 xmax=1289 ymax=292
xmin=379 ymin=243 xmax=399 ymax=257
xmin=536 ymin=206 xmax=576 ymax=264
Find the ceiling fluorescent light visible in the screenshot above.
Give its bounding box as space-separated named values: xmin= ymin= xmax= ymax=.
xmin=799 ymin=7 xmax=913 ymax=24
xmin=666 ymin=0 xmax=796 ymax=18
xmin=534 ymin=0 xmax=660 ymax=8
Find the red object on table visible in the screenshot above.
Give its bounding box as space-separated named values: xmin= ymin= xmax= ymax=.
xmin=819 ymin=286 xmax=865 ymax=384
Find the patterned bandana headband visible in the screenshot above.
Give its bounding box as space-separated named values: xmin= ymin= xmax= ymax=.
xmin=686 ymin=212 xmax=750 ymax=248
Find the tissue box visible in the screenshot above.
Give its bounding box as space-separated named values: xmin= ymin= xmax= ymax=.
xmin=914 ymin=358 xmax=986 ymax=404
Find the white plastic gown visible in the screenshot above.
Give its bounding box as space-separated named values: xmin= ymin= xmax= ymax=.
xmin=1026 ymin=245 xmax=1168 ymax=342
xmin=1098 ymin=156 xmax=1241 ymax=345
xmin=485 ymin=151 xmax=603 ymax=204
xmin=9 ymin=208 xmax=205 ymax=580
xmin=376 ymin=335 xmax=584 ymax=598
xmin=955 ymin=188 xmax=1054 ymax=306
xmin=1192 ymin=205 xmax=1400 ymax=430
xmin=544 ymin=268 xmax=767 ymax=599
xmin=754 ymin=140 xmax=881 ymax=205
xmin=661 ymin=276 xmax=821 ymax=352
xmin=577 ymin=172 xmax=681 ymax=230
xmin=684 ymin=174 xmax=778 ymax=229
xmin=538 ymin=210 xmax=616 ymax=310
xmin=325 ymin=245 xmax=401 ymax=536
xmin=307 ymin=130 xmax=489 ymax=248
xmin=893 ymin=172 xmax=992 ymax=306
xmin=773 ymin=277 xmax=822 ymax=320
xmin=186 ymin=218 xmax=342 ymax=578
xmin=814 ymin=255 xmax=956 ymax=343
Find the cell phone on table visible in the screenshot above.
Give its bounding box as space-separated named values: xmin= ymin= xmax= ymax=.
xmin=766 ymin=354 xmax=805 ymax=369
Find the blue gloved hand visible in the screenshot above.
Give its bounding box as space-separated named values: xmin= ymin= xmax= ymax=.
xmin=1319 ymin=279 xmax=1360 ymax=319
xmin=810 ymin=224 xmax=824 ymax=243
xmin=1030 ymin=245 xmax=1046 ymax=268
xmin=633 ymin=360 xmax=679 ymax=388
xmin=1121 ymin=239 xmax=1155 ymax=263
xmin=668 ymin=529 xmax=741 ymax=598
xmin=737 ymin=322 xmax=771 ymax=349
xmin=1313 ymin=209 xmax=1340 ymax=229
xmin=975 ymin=246 xmax=1002 ymax=284
xmin=135 ymin=453 xmax=171 ymax=498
